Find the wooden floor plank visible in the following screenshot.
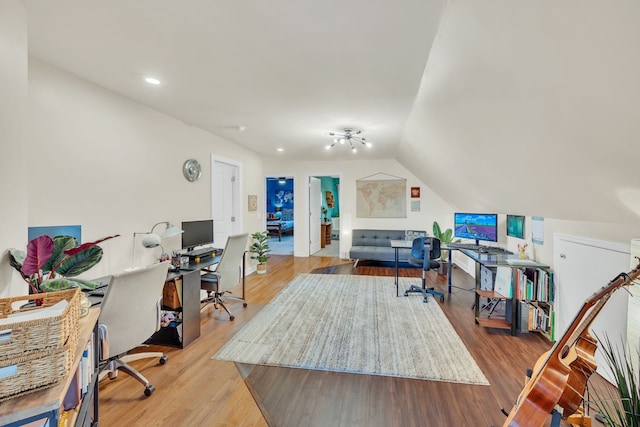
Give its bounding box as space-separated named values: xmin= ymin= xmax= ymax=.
xmin=97 ymin=255 xmax=606 ymax=426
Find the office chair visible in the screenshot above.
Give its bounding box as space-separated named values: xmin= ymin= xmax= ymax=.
xmin=97 ymin=261 xmax=170 ymax=396
xmin=405 ymin=237 xmax=445 ymax=302
xmin=201 ymin=233 xmax=249 ymax=321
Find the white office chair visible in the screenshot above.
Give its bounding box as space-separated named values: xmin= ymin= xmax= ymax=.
xmin=201 ymin=233 xmax=249 ymax=320
xmin=97 ymin=261 xmax=170 ymax=396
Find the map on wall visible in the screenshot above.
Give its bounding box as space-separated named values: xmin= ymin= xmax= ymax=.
xmin=356 ymin=179 xmax=406 ymax=218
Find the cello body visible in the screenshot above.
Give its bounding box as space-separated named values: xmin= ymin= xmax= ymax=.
xmin=503 ymin=264 xmax=640 ymax=427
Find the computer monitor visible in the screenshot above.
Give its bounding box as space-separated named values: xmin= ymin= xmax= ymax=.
xmin=506 ymin=215 xmax=525 ymax=239
xmin=453 ymin=213 xmax=498 ymax=243
xmin=181 ymin=220 xmax=214 ymax=252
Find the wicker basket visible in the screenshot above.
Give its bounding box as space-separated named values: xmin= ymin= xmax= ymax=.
xmin=0 ymin=288 xmax=81 ymax=401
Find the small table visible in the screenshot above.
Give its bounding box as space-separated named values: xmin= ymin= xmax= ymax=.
xmin=390 ymin=240 xmax=431 ymax=297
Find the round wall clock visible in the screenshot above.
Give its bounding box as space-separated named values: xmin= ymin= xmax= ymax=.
xmin=182 ymin=159 xmax=202 ymax=182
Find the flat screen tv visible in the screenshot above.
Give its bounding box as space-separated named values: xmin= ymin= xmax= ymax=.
xmin=181 ymin=220 xmax=214 ymax=251
xmin=506 ymin=215 xmax=525 ymax=239
xmin=453 ymin=213 xmax=498 ymax=243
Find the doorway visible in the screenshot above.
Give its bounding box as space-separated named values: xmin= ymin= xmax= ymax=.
xmin=310 ymin=175 xmax=340 ymax=257
xmin=265 ymin=176 xmax=294 ymax=255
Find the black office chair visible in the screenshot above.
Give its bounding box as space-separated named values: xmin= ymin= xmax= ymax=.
xmin=405 ymin=237 xmax=445 ymax=302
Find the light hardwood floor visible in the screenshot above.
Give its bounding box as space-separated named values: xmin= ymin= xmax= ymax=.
xmin=97 ymin=255 xmax=606 ymax=427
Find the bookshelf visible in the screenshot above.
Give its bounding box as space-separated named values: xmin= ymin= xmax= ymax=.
xmin=0 ymin=308 xmax=100 ymax=427
xmin=457 ymin=248 xmax=553 ymax=338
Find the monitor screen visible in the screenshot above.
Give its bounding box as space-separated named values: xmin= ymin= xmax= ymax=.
xmin=181 ymin=220 xmax=214 ymax=250
xmin=506 ymin=215 xmax=525 ymax=239
xmin=453 ymin=213 xmax=498 ymax=242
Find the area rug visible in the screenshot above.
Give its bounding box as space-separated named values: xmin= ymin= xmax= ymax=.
xmin=213 ymin=274 xmax=489 ymax=385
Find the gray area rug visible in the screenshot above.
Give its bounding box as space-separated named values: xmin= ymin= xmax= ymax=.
xmin=213 ymin=274 xmax=489 ymax=385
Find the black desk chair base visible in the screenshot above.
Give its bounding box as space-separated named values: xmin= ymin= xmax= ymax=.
xmin=404 ymin=284 xmax=445 ymax=303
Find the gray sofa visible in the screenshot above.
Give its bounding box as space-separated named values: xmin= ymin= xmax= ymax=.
xmin=349 ymin=229 xmax=427 ymax=265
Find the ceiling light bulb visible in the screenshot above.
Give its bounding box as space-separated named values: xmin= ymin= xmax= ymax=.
xmin=326 ymin=145 xmax=332 ymax=150
xmin=277 ymin=148 xmax=284 ymax=152
xmin=352 ymin=147 xmax=357 ymax=153
xmin=339 ymin=138 xmax=346 ymax=144
xmin=366 ymin=142 xmax=372 ymax=148
xmin=144 ymin=77 xmax=161 ymax=85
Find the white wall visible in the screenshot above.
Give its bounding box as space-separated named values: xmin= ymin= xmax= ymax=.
xmin=15 ymin=58 xmax=265 ymax=280
xmin=0 ymin=1 xmax=28 ymax=296
xmin=263 ymin=158 xmax=454 ymax=258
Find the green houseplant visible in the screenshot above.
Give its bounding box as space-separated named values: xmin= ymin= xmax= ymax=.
xmin=250 ymin=231 xmax=271 ymax=275
xmin=9 ymin=234 xmax=120 ymax=293
xmin=432 ymin=221 xmax=459 ymax=275
xmin=590 ymin=334 xmax=640 ymax=426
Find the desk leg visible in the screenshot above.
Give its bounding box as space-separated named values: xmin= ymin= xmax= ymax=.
xmin=447 ymin=249 xmax=453 ymax=294
xmin=394 ymin=247 xmax=399 ymax=297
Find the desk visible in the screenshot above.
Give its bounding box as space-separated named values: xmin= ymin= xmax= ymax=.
xmin=147 ymin=255 xmax=222 ymax=348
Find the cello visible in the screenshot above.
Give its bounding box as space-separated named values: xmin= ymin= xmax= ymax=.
xmin=503 ymin=262 xmax=640 ymax=426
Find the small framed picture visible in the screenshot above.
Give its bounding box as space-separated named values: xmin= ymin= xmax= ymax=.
xmin=248 ymin=195 xmax=258 ymax=211
xmin=411 ymin=187 xmax=420 ymax=198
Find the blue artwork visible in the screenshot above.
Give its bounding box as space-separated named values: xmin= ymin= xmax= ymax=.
xmin=28 ymin=225 xmax=82 ymax=244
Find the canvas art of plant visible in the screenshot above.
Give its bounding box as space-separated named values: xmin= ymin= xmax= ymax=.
xmin=9 ymin=234 xmax=120 ymax=293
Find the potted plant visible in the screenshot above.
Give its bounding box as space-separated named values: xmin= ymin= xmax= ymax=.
xmin=590 ymin=334 xmax=640 ymax=426
xmin=432 ymin=221 xmax=459 ymax=275
xmin=250 ymin=231 xmax=271 ymax=274
xmin=9 ymin=234 xmax=120 ymax=293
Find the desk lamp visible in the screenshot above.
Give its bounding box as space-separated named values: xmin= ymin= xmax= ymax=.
xmin=132 ymin=221 xmax=183 ymax=266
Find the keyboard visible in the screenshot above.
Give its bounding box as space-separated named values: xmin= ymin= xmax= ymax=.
xmin=446 ymin=243 xmax=512 ymax=255
xmin=446 ymin=242 xmax=483 ymax=250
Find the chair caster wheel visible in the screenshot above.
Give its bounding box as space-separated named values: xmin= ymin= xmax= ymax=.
xmin=423 ymin=298 xmax=428 ymax=303
xmin=159 ymin=355 xmax=168 ymax=365
xmin=243 ymin=302 xmax=248 ymax=307
xmin=403 ymin=292 xmax=409 ymax=297
xmin=230 ymin=315 xmax=235 ymax=321
xmin=144 ymin=385 xmax=155 ymax=396
xmin=440 ymin=296 xmax=445 ymax=302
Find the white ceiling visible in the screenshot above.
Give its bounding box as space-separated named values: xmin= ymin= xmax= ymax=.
xmin=22 ymin=0 xmax=445 ymax=161
xmin=20 ymin=0 xmax=640 ymax=224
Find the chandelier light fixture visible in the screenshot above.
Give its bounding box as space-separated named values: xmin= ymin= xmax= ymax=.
xmin=327 ymin=129 xmax=372 ymax=153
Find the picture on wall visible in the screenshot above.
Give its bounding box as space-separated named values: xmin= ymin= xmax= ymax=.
xmin=411 ymin=187 xmax=420 ymax=198
xmin=248 ymin=195 xmax=257 ymax=211
xmin=356 ymin=179 xmax=406 ymax=218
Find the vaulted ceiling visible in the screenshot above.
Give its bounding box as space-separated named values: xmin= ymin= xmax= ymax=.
xmin=21 ymin=0 xmax=640 ymax=224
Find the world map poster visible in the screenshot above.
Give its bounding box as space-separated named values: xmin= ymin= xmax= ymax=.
xmin=356 ymin=179 xmax=406 ymax=218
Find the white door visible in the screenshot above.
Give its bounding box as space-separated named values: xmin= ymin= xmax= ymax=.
xmin=211 ymin=156 xmax=241 ymax=246
xmin=309 ymin=177 xmax=321 ymax=254
xmin=554 ymin=234 xmax=630 ymax=383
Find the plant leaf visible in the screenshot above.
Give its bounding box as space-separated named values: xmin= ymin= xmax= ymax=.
xmin=43 ymin=236 xmax=78 ymax=272
xmin=63 ymin=234 xmax=120 ymax=257
xmin=433 ymin=221 xmax=442 ymax=238
xmin=56 ymin=246 xmax=104 ymax=277
xmin=21 ymin=236 xmax=54 ymax=276
xmin=39 ymin=277 xmax=81 ymax=292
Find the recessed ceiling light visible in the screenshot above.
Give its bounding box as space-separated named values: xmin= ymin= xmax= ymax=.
xmin=276 ymin=148 xmax=284 ymax=152
xmin=144 ymin=77 xmax=161 ymax=85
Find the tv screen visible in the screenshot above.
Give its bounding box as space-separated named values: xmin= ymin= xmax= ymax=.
xmin=506 ymin=215 xmax=525 ymax=239
xmin=453 ymin=213 xmax=498 ymax=243
xmin=181 ymin=220 xmax=214 ymax=251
